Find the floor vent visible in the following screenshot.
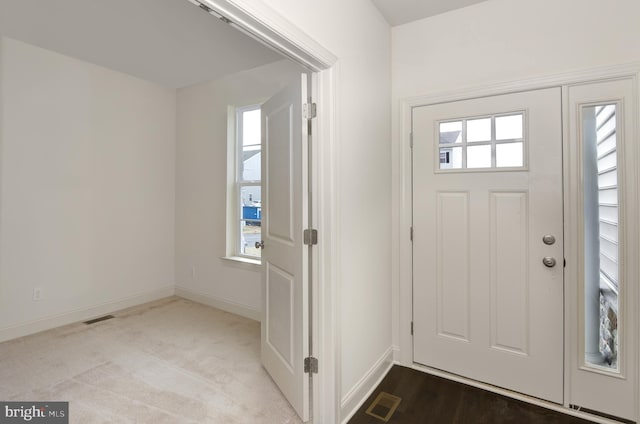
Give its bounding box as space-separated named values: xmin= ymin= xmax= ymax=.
xmin=365 ymin=391 xmax=402 ymax=422
xmin=84 ymin=315 xmax=115 ymax=325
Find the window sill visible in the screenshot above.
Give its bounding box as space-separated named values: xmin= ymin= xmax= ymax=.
xmin=222 ymin=256 xmax=262 ymax=270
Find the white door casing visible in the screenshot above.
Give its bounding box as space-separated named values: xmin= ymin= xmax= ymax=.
xmin=566 ymin=78 xmax=637 ymax=421
xmin=261 ymin=74 xmax=310 ymax=421
xmin=412 ymin=88 xmax=564 ymax=403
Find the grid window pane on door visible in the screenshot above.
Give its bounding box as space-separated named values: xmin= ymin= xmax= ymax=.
xmin=237 ymin=106 xmax=262 ymax=259
xmin=437 ymin=112 xmax=525 ymax=171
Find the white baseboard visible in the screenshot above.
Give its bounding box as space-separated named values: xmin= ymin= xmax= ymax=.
xmin=175 ymin=286 xmax=261 ymax=322
xmin=391 ymin=344 xmax=401 ymax=362
xmin=340 ymin=346 xmax=394 ymax=424
xmin=0 ymin=285 xmax=175 ymax=343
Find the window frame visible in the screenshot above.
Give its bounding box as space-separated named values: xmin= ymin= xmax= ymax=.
xmin=232 ymin=103 xmax=262 ymax=262
xmin=435 ymin=110 xmax=528 ymax=173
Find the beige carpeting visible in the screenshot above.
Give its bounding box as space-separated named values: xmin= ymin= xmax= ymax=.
xmin=0 ymin=297 xmax=302 ymax=423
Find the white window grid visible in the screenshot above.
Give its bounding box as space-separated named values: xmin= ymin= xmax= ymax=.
xmin=436 ymin=111 xmax=527 ymax=172
xmin=235 ymin=104 xmax=262 ymax=259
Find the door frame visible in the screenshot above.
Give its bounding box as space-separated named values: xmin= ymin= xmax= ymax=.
xmin=197 ymin=1 xmax=339 ymax=423
xmin=396 ymin=63 xmax=640 ymax=422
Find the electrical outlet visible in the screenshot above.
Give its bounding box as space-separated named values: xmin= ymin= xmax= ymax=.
xmin=32 ymin=287 xmax=43 ymax=301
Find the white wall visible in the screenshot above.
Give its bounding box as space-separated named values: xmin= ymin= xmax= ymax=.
xmin=0 ymin=37 xmax=176 ymax=341
xmin=253 ymin=0 xmax=393 ymax=418
xmin=174 ymin=60 xmax=303 ymax=319
xmin=392 ymin=0 xmax=640 ymax=98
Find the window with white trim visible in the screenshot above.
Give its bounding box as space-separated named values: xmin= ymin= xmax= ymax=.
xmin=583 ymin=103 xmax=620 ymax=370
xmin=235 ymin=105 xmax=262 ymax=259
xmin=437 ymin=112 xmax=526 ymax=171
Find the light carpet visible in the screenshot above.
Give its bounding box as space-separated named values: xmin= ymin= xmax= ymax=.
xmin=0 ymin=296 xmax=302 ymax=424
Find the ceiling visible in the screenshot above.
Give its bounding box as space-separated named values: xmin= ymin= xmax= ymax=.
xmin=0 ymin=0 xmax=283 ymax=88
xmin=370 ymin=0 xmax=491 ymax=26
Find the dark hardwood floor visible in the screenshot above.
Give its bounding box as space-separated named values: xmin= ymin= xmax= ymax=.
xmin=348 ymin=366 xmax=597 ymax=424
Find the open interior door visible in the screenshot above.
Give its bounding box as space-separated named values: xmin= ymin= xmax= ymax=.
xmin=260 ymin=74 xmax=310 ymax=421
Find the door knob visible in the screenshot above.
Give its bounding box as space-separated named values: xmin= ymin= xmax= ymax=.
xmin=542 ymin=235 xmax=556 ymax=245
xmin=542 ymin=257 xmax=556 ymax=268
xmin=255 ymin=240 xmax=264 ymax=249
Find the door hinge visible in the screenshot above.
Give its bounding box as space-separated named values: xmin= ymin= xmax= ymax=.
xmin=303 ymin=102 xmax=317 ymax=120
xmin=198 ymin=3 xmax=213 ymax=13
xmin=411 ymin=321 xmax=414 ymax=335
xmin=410 ymin=227 xmax=413 ymax=242
xmin=304 ymin=229 xmax=318 ymax=246
xmin=304 ymin=357 xmax=318 ymax=374
xmin=409 ymin=132 xmax=414 ymax=149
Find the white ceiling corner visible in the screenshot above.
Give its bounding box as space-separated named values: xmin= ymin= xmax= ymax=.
xmin=370 ymin=0 xmax=491 ymax=26
xmin=0 ymin=0 xmax=284 ymax=88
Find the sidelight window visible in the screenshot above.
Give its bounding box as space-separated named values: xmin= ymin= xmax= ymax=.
xmin=582 ymin=103 xmax=620 ymax=371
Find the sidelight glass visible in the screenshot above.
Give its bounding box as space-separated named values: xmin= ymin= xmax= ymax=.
xmin=582 ymin=103 xmax=619 ymax=371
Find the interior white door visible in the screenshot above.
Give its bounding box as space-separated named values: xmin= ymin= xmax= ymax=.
xmin=412 ymin=88 xmax=564 ymax=403
xmin=261 ymin=74 xmax=309 ymax=421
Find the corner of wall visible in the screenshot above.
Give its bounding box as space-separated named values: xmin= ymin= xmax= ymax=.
xmin=339 ymin=346 xmax=394 ymax=424
xmin=0 ymin=286 xmax=175 ymax=343
xmin=175 ymin=286 xmax=260 ymax=322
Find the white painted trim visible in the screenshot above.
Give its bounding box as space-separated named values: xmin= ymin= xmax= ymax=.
xmin=563 ymin=78 xmax=638 ymax=421
xmin=340 ymin=347 xmax=394 ymax=424
xmin=634 ymin=69 xmax=640 ymax=424
xmin=391 ymin=345 xmax=401 ymax=362
xmin=0 ymin=286 xmax=175 ymax=343
xmin=198 ymin=0 xmax=336 ymax=71
xmin=396 ymin=61 xmax=640 ymax=422
xmin=561 ymin=84 xmax=574 ymax=410
xmin=313 ymin=65 xmax=342 ymax=424
xmin=221 ymin=256 xmax=261 ymax=268
xmin=411 ymin=364 xmax=625 ymax=424
xmin=175 ymin=286 xmax=260 ymax=321
xmin=400 ymin=61 xmax=640 ymax=108
xmin=396 ymin=96 xmax=414 ymax=367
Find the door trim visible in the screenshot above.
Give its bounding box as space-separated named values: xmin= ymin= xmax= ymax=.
xmin=197 ymin=1 xmax=340 ymax=423
xmin=395 ymin=62 xmax=640 ymax=422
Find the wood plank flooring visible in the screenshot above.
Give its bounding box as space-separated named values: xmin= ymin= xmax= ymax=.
xmin=348 ymin=365 xmax=596 ymax=424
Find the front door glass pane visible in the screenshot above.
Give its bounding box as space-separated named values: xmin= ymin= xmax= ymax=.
xmin=467 ymin=118 xmax=491 ymax=142
xmin=467 ymin=144 xmax=491 ymax=168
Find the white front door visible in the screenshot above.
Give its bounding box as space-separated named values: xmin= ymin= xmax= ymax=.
xmin=412 ymin=87 xmax=564 ymax=403
xmin=261 ymin=74 xmax=310 ymax=421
